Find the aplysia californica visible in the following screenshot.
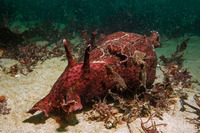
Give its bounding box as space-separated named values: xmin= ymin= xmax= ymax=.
xmin=27 ymin=31 xmax=160 ymax=117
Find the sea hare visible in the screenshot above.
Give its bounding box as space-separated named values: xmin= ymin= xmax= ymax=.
xmin=27 ymin=31 xmax=160 ymax=117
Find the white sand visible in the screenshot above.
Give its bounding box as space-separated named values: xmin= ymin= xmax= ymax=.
xmin=0 ymin=35 xmax=200 ymax=133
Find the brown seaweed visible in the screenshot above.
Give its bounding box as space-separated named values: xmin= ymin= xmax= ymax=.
xmin=174 ymin=38 xmax=190 ymax=55
xmin=180 ymin=95 xmax=200 ymax=130
xmin=1 ymin=42 xmax=64 ymax=75
xmin=160 ymin=64 xmax=192 ymax=88
xmin=159 ymin=38 xmax=190 ymax=65
xmin=140 ymin=111 xmax=167 ymax=133
xmin=180 ymin=95 xmax=200 ymax=115
xmin=85 ymin=63 xmax=193 ymax=132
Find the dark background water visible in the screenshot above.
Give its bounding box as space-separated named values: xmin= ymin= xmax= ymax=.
xmin=1 ymin=0 xmax=200 ymax=38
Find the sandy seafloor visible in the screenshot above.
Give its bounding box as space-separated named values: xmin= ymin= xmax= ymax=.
xmin=0 ymin=34 xmax=200 ymax=133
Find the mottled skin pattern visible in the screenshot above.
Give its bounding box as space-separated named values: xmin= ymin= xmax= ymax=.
xmin=27 ymin=31 xmax=160 ymax=117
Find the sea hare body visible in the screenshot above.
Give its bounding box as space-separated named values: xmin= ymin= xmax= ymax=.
xmin=27 ymin=31 xmax=160 ymax=117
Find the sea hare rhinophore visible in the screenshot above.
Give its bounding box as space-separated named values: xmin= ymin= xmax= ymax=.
xmin=27 ymin=31 xmax=160 ymax=117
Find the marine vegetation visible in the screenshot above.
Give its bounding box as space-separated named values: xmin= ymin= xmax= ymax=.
xmin=84 ymin=60 xmax=194 ymax=133
xmin=180 ymin=94 xmax=200 ymax=130
xmin=139 ymin=111 xmax=167 ymax=133
xmin=1 ymin=42 xmax=64 ymax=76
xmin=159 ymin=38 xmax=190 ymax=65
xmin=159 ymin=64 xmax=192 ymax=88
xmin=0 ymin=20 xmax=65 ymax=76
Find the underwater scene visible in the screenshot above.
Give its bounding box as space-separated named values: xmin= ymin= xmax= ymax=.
xmin=1 ymin=0 xmax=200 ymax=132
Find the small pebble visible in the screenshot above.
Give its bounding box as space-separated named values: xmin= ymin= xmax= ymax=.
xmin=15 ymin=74 xmax=20 ymax=77
xmin=0 ymin=95 xmax=6 ymax=103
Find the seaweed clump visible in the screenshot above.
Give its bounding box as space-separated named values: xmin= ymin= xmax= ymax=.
xmin=1 ymin=42 xmax=64 ymax=76
xmin=140 ymin=111 xmax=167 ymax=133
xmin=84 ymin=61 xmax=193 ymax=132
xmin=159 ymin=38 xmax=190 ymax=65
xmin=17 ymin=42 xmax=64 ymax=71
xmin=0 ymin=20 xmax=66 ymax=76
xmin=180 ymin=95 xmax=200 ymax=130
xmin=160 ymin=64 xmax=192 ymax=88
xmin=0 ymin=95 xmax=11 ymax=115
